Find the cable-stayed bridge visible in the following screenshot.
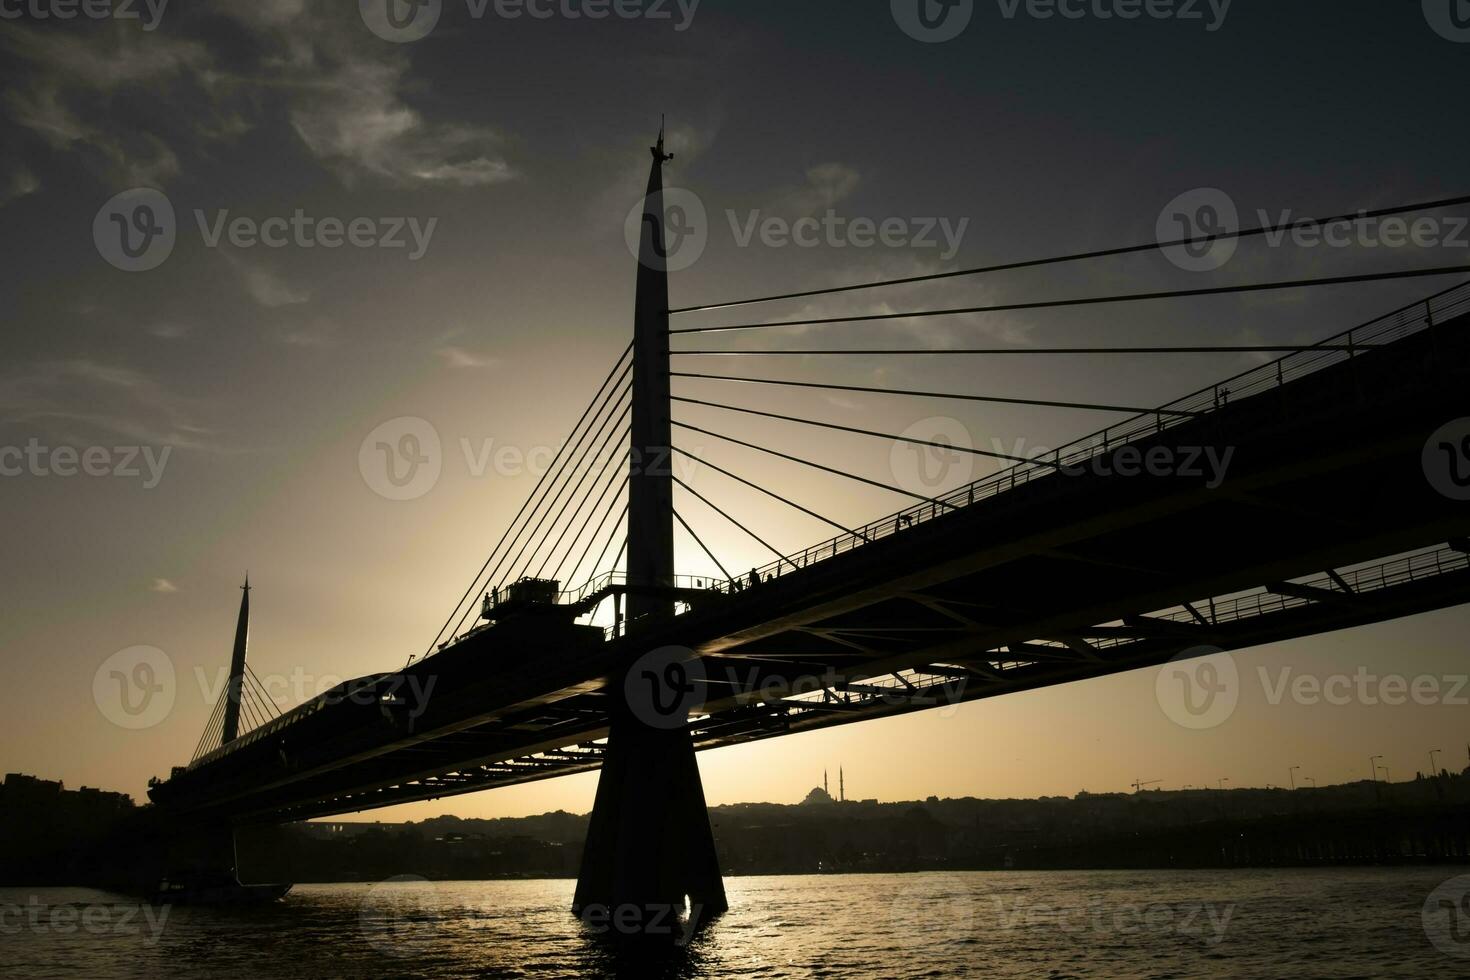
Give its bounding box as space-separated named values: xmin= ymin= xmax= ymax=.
xmin=147 ymin=135 xmax=1470 ymax=916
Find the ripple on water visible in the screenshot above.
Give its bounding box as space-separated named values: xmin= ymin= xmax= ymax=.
xmin=1 ymin=869 xmax=1461 ymax=979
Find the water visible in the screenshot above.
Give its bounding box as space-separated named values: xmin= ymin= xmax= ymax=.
xmin=3 ymin=869 xmax=1464 ymax=978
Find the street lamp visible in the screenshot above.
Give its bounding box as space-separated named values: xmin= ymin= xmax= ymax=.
xmin=1370 ymin=755 xmax=1383 ymax=783
xmin=1289 ymin=765 xmax=1300 ymax=790
xmin=1430 ymin=748 xmax=1443 ymax=778
xmin=1305 ymin=777 xmax=1316 ymax=788
xmin=1218 ymin=777 xmax=1229 ymax=791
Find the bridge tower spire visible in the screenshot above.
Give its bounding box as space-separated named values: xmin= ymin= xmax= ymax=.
xmin=627 ymin=121 xmax=676 ymax=615
xmin=219 ymin=575 xmax=251 ymax=745
xmin=572 ymin=127 xmax=728 ymax=927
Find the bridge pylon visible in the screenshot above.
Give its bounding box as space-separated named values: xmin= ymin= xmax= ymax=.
xmin=572 ymin=127 xmax=728 ymax=926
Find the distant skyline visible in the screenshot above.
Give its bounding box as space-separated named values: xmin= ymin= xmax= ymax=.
xmin=3 ymin=2 xmax=1470 ymax=823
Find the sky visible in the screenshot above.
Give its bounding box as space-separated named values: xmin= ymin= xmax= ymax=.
xmin=1 ymin=0 xmax=1469 ymax=822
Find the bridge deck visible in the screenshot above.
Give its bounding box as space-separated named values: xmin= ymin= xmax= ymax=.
xmin=150 ymin=284 xmax=1470 ymax=824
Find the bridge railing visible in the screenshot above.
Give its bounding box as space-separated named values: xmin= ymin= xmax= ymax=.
xmin=1083 ymin=544 xmax=1470 ymax=653
xmin=542 ymin=280 xmax=1470 ymax=642
xmin=722 ymin=280 xmax=1470 ymax=591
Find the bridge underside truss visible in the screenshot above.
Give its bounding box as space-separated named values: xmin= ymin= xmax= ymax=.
xmin=153 ymin=306 xmax=1470 ymax=826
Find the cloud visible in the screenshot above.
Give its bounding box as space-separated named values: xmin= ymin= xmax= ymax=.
xmin=286 ymin=67 xmax=516 ymax=188
xmin=222 ymin=252 xmax=310 ymax=308
xmin=436 ymin=346 xmax=500 ymax=369
xmin=0 ymin=168 xmax=39 ymax=207
xmin=0 ymin=23 xmax=213 ymax=186
xmin=146 ymin=322 xmax=192 ymax=340
xmin=279 ymin=316 xmax=338 ymax=349
xmin=0 ymin=359 xmax=222 ymax=451
xmin=0 ymin=10 xmax=518 ymax=192
xmin=150 ymin=578 xmax=179 ymax=594
xmin=774 ymin=163 xmax=863 ymax=218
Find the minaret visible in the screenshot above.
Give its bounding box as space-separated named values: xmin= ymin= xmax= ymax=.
xmin=840 ymin=767 xmax=845 ymax=803
xmin=824 ymin=770 xmax=829 ymax=798
xmin=219 ymin=576 xmax=251 ymax=745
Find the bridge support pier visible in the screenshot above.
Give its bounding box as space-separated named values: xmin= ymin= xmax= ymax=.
xmin=572 ymin=707 xmax=727 ymax=930
xmin=570 ymin=125 xmax=727 ymax=933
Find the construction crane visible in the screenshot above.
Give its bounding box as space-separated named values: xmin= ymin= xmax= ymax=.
xmin=1131 ymin=779 xmax=1161 ymax=794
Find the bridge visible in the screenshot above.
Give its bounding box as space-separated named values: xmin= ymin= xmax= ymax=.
xmin=148 ymin=133 xmax=1470 ymax=920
